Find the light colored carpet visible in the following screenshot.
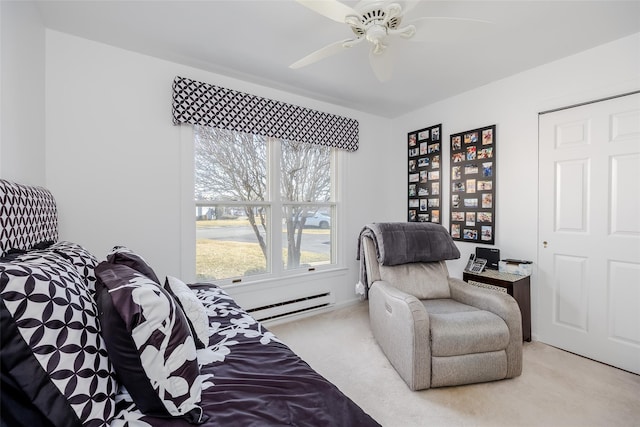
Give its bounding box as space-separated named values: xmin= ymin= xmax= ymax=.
xmin=269 ymin=302 xmax=640 ymax=427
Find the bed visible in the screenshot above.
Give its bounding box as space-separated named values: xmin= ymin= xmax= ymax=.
xmin=0 ymin=179 xmax=380 ymax=427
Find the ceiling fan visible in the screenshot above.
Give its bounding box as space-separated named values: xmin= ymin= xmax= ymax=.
xmin=290 ymin=0 xmax=489 ymax=82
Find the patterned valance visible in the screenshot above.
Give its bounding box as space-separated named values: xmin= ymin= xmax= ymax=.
xmin=172 ymin=76 xmax=359 ymax=151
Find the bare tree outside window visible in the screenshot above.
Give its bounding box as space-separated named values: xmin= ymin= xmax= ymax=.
xmin=195 ymin=127 xmax=268 ymax=260
xmin=194 ymin=126 xmax=334 ymax=281
xmin=281 ymin=140 xmax=331 ymax=268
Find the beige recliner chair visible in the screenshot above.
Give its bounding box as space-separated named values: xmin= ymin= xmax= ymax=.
xmin=358 ymin=223 xmax=522 ymax=391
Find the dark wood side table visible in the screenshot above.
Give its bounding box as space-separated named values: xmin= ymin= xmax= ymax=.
xmin=462 ymin=269 xmax=531 ymax=342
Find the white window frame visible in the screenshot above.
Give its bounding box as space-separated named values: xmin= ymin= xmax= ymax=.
xmin=180 ymin=125 xmax=346 ymax=286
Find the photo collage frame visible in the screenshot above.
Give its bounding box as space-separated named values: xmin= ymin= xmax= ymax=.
xmin=449 ymin=124 xmax=496 ymax=244
xmin=408 ymin=124 xmax=442 ymax=223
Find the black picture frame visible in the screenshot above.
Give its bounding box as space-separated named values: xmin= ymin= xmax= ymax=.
xmin=408 ymin=124 xmax=442 ymax=224
xmin=449 ymin=125 xmax=496 ymax=244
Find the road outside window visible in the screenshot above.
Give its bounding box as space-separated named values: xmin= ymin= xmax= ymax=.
xmin=194 ymin=126 xmax=336 ymax=282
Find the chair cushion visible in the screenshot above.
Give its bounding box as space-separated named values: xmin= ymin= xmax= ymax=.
xmin=379 ymin=261 xmax=450 ymax=299
xmin=425 ymin=299 xmax=510 ymax=357
xmin=431 ymin=351 xmax=507 ymax=388
xmin=422 ymin=298 xmax=479 ymax=314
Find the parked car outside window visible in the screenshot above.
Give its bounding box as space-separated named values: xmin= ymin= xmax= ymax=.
xmin=302 ymin=212 xmax=331 ymax=229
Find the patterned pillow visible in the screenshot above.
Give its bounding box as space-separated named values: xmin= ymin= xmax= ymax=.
xmin=50 ymin=241 xmax=99 ymax=293
xmin=0 ymin=252 xmax=117 ymax=426
xmin=165 ymin=276 xmax=210 ymax=348
xmin=95 ymin=262 xmax=206 ymax=424
xmin=0 ymin=241 xmax=99 ymax=293
xmin=0 ymin=240 xmax=55 ymax=261
xmin=0 ymin=179 xmax=58 ymax=258
xmin=106 ymin=246 xmax=160 ymax=284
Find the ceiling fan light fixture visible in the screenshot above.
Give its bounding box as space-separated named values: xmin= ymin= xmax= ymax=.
xmin=347 ymin=2 xmax=403 ymax=36
xmin=366 ymin=24 xmax=388 ymax=49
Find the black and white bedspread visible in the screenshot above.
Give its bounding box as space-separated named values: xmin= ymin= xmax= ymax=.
xmin=111 ymin=284 xmax=380 ymax=427
xmin=0 ymin=179 xmax=379 ymax=427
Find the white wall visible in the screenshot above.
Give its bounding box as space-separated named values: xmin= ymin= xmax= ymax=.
xmin=45 ymin=30 xmax=394 ymax=309
xmin=393 ymin=32 xmax=640 ymax=338
xmin=0 ymin=1 xmax=46 ymax=185
xmin=5 ymin=4 xmax=639 ymax=327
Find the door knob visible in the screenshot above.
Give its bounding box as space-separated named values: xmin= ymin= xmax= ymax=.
xmin=543 ymin=241 xmax=548 ymax=248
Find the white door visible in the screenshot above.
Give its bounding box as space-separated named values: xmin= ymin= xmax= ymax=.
xmin=538 ymin=92 xmax=640 ymax=374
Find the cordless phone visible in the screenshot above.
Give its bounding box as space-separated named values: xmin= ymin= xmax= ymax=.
xmin=465 ymin=254 xmax=487 ymax=273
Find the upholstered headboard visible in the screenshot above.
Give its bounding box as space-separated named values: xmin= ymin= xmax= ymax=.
xmin=0 ymin=179 xmax=58 ymax=257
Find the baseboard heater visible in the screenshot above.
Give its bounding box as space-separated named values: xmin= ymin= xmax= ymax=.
xmin=247 ymin=292 xmax=332 ymax=322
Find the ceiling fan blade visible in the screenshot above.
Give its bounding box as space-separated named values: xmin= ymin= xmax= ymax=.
xmin=369 ymin=47 xmax=394 ymax=82
xmin=295 ymin=0 xmax=359 ymax=23
xmin=353 ymin=0 xmax=388 ymax=10
xmin=290 ymin=39 xmax=355 ymax=69
xmin=353 ymin=0 xmax=368 ymax=9
xmin=407 ymin=17 xmax=492 ymax=44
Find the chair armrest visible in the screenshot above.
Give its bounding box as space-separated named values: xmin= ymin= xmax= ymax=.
xmin=362 ymin=236 xmax=381 ymax=286
xmin=369 ymin=281 xmax=431 ymax=390
xmin=449 ymin=278 xmax=523 ymax=378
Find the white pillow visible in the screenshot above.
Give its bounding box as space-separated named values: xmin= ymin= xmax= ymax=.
xmin=165 ymin=276 xmax=210 ymax=347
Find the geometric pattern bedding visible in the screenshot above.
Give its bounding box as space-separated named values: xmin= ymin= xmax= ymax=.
xmin=0 ymin=250 xmax=117 ymax=426
xmin=0 ymin=179 xmax=58 ymax=257
xmin=1 ymin=265 xmax=380 ymax=427
xmin=110 ymin=284 xmax=381 ymax=427
xmin=0 ymin=179 xmax=380 ymax=426
xmin=49 ymin=240 xmax=100 ymax=293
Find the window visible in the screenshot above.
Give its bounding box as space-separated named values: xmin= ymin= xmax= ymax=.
xmin=194 ymin=125 xmax=337 ymax=283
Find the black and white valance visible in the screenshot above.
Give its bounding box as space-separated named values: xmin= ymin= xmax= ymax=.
xmin=172 ymin=76 xmax=359 ymax=151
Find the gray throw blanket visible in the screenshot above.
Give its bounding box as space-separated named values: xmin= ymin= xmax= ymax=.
xmin=356 ymin=222 xmax=460 ymax=297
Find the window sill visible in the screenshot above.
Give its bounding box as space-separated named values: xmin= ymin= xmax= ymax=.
xmin=215 ymin=266 xmax=349 ymax=292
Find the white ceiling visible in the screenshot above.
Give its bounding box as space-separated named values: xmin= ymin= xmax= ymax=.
xmin=35 ymin=0 xmax=640 ymax=118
